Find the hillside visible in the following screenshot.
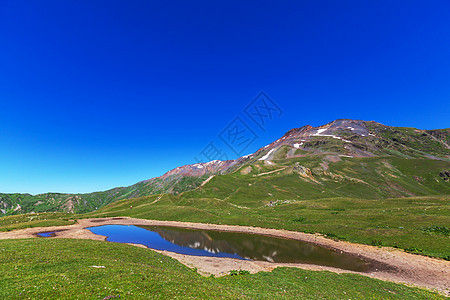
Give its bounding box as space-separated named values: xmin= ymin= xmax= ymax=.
xmin=1 ymin=119 xmax=449 ymax=216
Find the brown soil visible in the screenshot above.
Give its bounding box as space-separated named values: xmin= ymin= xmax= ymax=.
xmin=0 ymin=217 xmax=449 ymax=295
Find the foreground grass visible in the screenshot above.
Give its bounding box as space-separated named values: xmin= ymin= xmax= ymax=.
xmin=0 ymin=238 xmax=444 ymax=299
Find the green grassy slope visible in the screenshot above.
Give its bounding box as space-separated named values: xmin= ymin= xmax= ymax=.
xmin=0 ymin=174 xmax=206 ymax=215
xmin=0 ymin=238 xmax=443 ymax=299
xmin=188 ymin=156 xmax=450 ymax=205
xmin=363 ymin=122 xmax=450 ymax=158
xmin=0 ymin=212 xmax=76 ymax=232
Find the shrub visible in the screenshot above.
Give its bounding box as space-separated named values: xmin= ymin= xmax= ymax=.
xmin=371 ymin=240 xmax=383 ymax=247
xmin=404 ymin=246 xmax=423 ymax=253
xmin=229 ymin=270 xmax=250 ymax=276
xmin=420 ymin=226 xmax=450 ymax=236
xmin=326 ymin=233 xmax=338 ymax=238
xmin=324 ymin=232 xmax=347 ymax=241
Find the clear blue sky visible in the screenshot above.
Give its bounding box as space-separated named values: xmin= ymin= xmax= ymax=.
xmin=1 ymin=1 xmax=449 ymax=194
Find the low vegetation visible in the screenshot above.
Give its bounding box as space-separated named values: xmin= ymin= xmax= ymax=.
xmin=0 ymin=213 xmax=75 ymax=232
xmin=0 ymin=238 xmax=444 ymax=299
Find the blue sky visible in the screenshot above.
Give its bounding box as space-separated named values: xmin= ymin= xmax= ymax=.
xmin=0 ymin=0 xmax=449 ymax=194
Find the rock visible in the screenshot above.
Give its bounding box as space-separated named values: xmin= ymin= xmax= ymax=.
xmin=413 ymin=176 xmax=424 ymax=182
xmin=240 ymin=166 xmax=252 ymax=175
xmin=439 ymin=170 xmax=450 ymax=178
xmin=293 ymin=163 xmax=312 ymax=177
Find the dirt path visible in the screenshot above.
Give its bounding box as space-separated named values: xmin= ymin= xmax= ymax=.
xmin=256 ymin=167 xmax=287 ymax=176
xmin=200 ymin=175 xmax=215 ymax=186
xmin=0 ymin=217 xmax=449 ymax=295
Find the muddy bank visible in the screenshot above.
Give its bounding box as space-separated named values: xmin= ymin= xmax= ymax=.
xmin=0 ymin=217 xmax=448 ymax=295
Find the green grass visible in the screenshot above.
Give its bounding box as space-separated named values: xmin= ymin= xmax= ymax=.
xmin=0 ymin=213 xmax=76 ymax=232
xmin=0 ymin=238 xmax=444 ymax=299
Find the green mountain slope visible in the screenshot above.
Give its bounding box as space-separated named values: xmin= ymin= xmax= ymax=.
xmin=0 ymin=174 xmax=207 ymax=215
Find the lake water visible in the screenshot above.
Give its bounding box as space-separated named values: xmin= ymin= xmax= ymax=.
xmin=37 ymin=231 xmax=58 ymax=237
xmin=86 ymin=224 xmax=373 ymax=272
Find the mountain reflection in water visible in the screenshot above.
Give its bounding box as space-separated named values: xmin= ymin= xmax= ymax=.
xmin=87 ymin=225 xmax=372 ymax=272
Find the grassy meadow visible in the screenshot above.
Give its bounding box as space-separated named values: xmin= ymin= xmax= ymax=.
xmin=0 ymin=238 xmax=445 ymax=299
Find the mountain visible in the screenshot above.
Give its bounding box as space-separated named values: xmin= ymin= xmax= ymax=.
xmin=1 ymin=119 xmax=449 ymax=215
xmin=249 ymin=119 xmax=449 ymax=160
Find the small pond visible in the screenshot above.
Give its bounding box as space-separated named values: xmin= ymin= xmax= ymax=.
xmin=37 ymin=231 xmax=59 ymax=237
xmin=86 ymin=225 xmax=373 ymax=272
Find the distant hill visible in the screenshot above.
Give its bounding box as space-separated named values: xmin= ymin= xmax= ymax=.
xmin=1 ymin=119 xmax=449 ymax=215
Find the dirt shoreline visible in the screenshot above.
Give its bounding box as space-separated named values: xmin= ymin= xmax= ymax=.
xmin=0 ymin=217 xmax=449 ymax=295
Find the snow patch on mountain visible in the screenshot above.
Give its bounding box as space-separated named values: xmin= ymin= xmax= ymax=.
xmin=259 ymin=149 xmax=275 ymax=160
xmin=312 ymin=129 xmax=351 ymax=143
xmin=314 ymin=128 xmax=329 ymax=135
